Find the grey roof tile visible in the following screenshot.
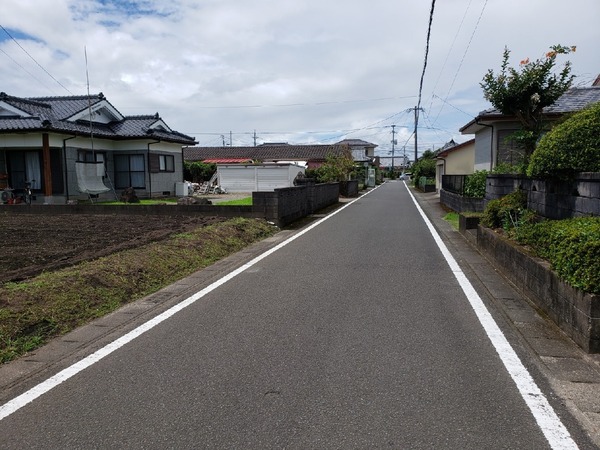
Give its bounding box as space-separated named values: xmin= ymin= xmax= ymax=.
xmin=183 ymin=144 xmax=350 ymax=162
xmin=0 ymin=92 xmax=196 ymax=144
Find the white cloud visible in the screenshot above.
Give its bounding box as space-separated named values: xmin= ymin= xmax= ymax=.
xmin=1 ymin=0 xmax=598 ymax=156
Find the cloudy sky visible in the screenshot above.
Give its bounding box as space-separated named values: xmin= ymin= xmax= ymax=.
xmin=1 ymin=0 xmax=598 ymax=159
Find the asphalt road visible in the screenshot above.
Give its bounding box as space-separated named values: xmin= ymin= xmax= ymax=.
xmin=0 ymin=181 xmax=595 ymax=449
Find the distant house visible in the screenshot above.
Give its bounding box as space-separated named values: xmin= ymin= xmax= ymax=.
xmin=335 ymin=139 xmax=377 ymax=163
xmin=0 ymin=92 xmax=196 ymax=203
xmin=183 ymin=143 xmax=352 ymax=169
xmin=460 ymin=86 xmax=600 ymax=171
xmin=435 ymin=139 xmax=475 ymax=191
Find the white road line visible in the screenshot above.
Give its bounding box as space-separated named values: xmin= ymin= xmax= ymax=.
xmin=404 ymin=183 xmax=578 ymax=450
xmin=0 ymin=187 xmax=379 ymax=422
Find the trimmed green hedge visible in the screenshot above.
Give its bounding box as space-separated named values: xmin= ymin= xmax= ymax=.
xmin=515 ymin=217 xmax=600 ymax=294
xmin=528 ymin=101 xmax=600 ymax=179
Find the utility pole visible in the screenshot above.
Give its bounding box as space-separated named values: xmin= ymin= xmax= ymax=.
xmin=221 ymin=135 xmax=225 ymax=147
xmin=229 ymin=130 xmax=232 ymax=147
xmin=411 ymin=106 xmax=424 ymax=163
xmin=253 ymin=130 xmax=257 ymax=147
xmin=391 ymin=125 xmax=396 ymax=173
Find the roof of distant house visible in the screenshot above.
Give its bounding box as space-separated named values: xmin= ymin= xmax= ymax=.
xmin=460 ymin=86 xmax=600 ymax=133
xmin=436 ymin=138 xmax=475 ymax=158
xmin=336 ymin=138 xmax=378 ymax=148
xmin=0 ymin=92 xmax=196 ymax=145
xmin=183 ymin=144 xmax=350 ymax=162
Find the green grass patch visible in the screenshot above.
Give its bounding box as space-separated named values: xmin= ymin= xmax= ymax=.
xmin=217 ymin=197 xmax=253 ymax=206
xmin=0 ymin=218 xmax=276 ymax=364
xmin=443 ymin=212 xmax=459 ymax=230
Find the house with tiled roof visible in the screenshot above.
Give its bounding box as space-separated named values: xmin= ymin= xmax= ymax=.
xmin=435 ymin=138 xmax=475 ymax=191
xmin=336 ymin=139 xmax=377 ymax=163
xmin=459 ymin=86 xmax=600 ymax=171
xmin=183 ymin=143 xmax=352 ymax=169
xmin=0 ymin=92 xmax=196 ymax=203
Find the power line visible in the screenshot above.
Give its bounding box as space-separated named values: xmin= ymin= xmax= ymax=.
xmin=417 ymin=0 xmax=436 ymax=112
xmin=413 ymin=0 xmax=436 ymax=163
xmin=431 ymin=0 xmax=489 ymax=126
xmin=0 ymin=46 xmax=56 ymax=94
xmin=191 ymin=95 xmax=418 ymax=110
xmin=0 ymin=24 xmax=74 ymax=95
xmin=427 ymin=0 xmax=474 ymax=113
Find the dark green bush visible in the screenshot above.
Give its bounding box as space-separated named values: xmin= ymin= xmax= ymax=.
xmin=527 ymin=101 xmax=600 ymax=179
xmin=480 ymin=190 xmax=529 ymax=231
xmin=463 ymin=170 xmax=488 ymax=198
xmin=515 ymin=217 xmax=600 ymax=294
xmin=184 ymin=161 xmax=216 ymax=183
xmin=410 ymin=155 xmax=436 ymax=183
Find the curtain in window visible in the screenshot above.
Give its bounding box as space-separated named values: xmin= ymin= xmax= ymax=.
xmin=25 ymin=152 xmax=41 ymax=189
xmin=130 ymin=155 xmax=145 ymax=188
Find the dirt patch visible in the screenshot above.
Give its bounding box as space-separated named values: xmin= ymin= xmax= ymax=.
xmin=0 ymin=214 xmax=227 ymax=283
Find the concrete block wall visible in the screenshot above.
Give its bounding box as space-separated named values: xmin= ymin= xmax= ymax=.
xmin=3 ymin=182 xmax=342 ymax=228
xmin=253 ymin=183 xmax=340 ymax=227
xmin=485 ymin=173 xmax=600 ymax=219
xmin=440 ymin=190 xmax=485 ymax=213
xmin=477 ymin=225 xmax=599 ymax=353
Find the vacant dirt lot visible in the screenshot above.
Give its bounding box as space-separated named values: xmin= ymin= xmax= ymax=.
xmin=0 ymin=213 xmax=227 ymax=283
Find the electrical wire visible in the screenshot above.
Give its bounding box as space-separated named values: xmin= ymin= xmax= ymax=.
xmin=0 ymin=24 xmax=74 ymax=95
xmin=417 ymin=0 xmax=436 ymax=113
xmin=427 ymin=0 xmax=473 ymax=113
xmin=0 ymin=46 xmax=56 ymax=94
xmin=430 ymin=0 xmax=488 ymax=126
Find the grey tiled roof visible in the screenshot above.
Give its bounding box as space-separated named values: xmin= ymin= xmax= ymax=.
xmin=460 ymin=87 xmax=600 ymax=133
xmin=0 ymin=92 xmax=196 ymax=144
xmin=184 ymin=144 xmax=350 ymax=162
xmin=477 ymin=87 xmax=600 ymax=118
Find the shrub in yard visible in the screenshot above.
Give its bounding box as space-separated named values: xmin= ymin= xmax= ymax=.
xmin=515 ymin=217 xmax=600 ymax=294
xmin=410 ymin=153 xmax=436 ymax=183
xmin=184 ymin=161 xmax=217 ymax=182
xmin=464 ymin=170 xmax=488 ymax=198
xmin=527 ymin=101 xmax=600 ymax=179
xmin=480 ymin=190 xmax=529 ymax=231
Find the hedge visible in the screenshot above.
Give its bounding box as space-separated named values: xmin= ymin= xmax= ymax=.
xmin=528 ymin=101 xmax=600 ymax=178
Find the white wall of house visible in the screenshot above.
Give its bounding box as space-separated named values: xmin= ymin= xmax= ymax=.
xmin=217 ymin=164 xmax=305 ymax=192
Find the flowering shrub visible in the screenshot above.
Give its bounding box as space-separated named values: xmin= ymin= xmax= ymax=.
xmin=480 ymin=45 xmax=575 ymax=161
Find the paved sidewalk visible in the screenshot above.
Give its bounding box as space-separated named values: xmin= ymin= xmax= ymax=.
xmin=410 ymin=186 xmax=600 ymax=447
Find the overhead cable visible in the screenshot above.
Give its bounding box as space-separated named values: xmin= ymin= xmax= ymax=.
xmin=0 ymin=24 xmax=74 ymax=95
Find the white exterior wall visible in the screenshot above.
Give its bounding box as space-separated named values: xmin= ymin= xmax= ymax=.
xmin=217 ymin=164 xmax=305 ymax=192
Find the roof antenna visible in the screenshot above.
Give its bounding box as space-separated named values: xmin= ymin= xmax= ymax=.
xmin=84 ymin=46 xmax=95 ymax=155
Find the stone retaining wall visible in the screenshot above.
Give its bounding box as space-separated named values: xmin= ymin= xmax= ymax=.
xmin=477 ymin=226 xmax=599 ymax=353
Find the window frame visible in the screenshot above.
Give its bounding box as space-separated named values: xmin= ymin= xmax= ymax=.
xmin=114 ymin=154 xmax=146 ymax=189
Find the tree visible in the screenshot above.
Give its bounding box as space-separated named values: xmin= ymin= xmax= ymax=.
xmin=480 ymin=45 xmax=576 ymax=162
xmin=315 ymin=152 xmax=356 ymax=183
xmin=184 ymin=161 xmax=216 ymax=182
xmin=410 ymin=150 xmax=436 ymax=182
